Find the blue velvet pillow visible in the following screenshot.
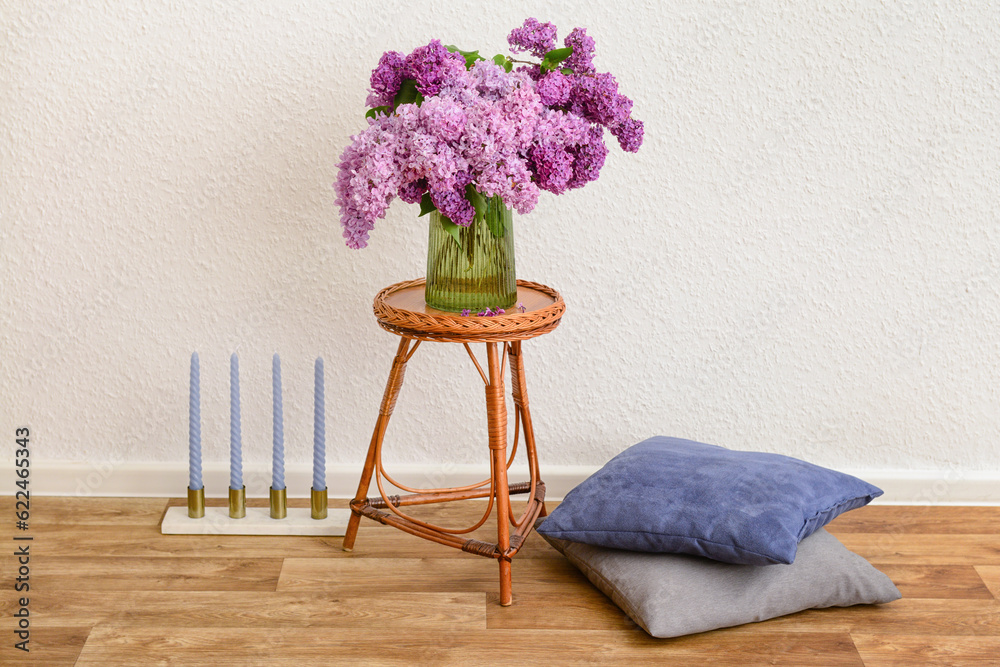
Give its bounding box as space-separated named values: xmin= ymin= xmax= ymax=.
xmin=537 ymin=436 xmax=883 ymax=565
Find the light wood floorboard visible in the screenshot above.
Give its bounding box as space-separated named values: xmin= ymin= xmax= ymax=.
xmin=1 ymin=497 xmax=997 ymax=665
xmin=974 ymin=565 xmax=1000 ymax=599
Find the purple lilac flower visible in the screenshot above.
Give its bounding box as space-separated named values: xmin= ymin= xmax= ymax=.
xmin=515 ymin=64 xmax=544 ymax=82
xmin=405 ymin=40 xmax=467 ymax=97
xmin=569 ymin=72 xmax=630 ymax=128
xmin=529 ymin=109 xmax=591 ymax=194
xmin=366 ymin=51 xmax=407 ymax=108
xmin=565 ymin=71 xmax=643 ymax=151
xmin=517 ymin=302 xmax=526 ymax=313
xmin=398 ymin=178 xmax=427 ymax=204
xmin=530 ymin=143 xmax=574 ymax=194
xmin=567 ymin=126 xmax=609 ymax=188
xmin=461 ymin=308 xmax=471 ymax=317
xmin=536 ymin=71 xmax=571 ymax=106
xmin=508 ymin=18 xmax=557 ymax=58
xmin=563 ymin=27 xmax=596 ymax=74
xmin=610 ymin=117 xmax=644 ymax=153
xmin=430 ymin=171 xmax=475 ymax=226
xmin=337 ymin=23 xmax=643 ymax=248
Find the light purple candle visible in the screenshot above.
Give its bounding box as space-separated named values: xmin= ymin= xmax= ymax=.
xmin=230 ymin=353 xmax=243 ymax=490
xmin=189 ymin=352 xmax=203 ymax=490
xmin=312 ymin=357 xmax=325 ymax=492
xmin=272 ymin=353 xmax=285 ymax=490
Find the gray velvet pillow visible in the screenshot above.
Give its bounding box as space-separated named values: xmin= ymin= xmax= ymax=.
xmin=537 ymin=521 xmax=901 ymax=638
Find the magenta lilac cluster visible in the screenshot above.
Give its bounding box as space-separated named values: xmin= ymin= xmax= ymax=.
xmin=470 ymin=307 xmax=505 ymax=317
xmin=336 ymin=19 xmax=644 ymax=249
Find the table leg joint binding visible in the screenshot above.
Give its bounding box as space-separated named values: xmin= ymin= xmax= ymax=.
xmin=365 ymin=493 xmax=401 ymax=509
xmin=461 ymin=539 xmax=500 ymax=557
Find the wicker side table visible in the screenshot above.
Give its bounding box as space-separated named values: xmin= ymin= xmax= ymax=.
xmin=342 ymin=278 xmax=565 ymax=606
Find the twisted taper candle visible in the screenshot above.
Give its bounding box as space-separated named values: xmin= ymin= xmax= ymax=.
xmin=189 ymin=352 xmax=203 ymax=490
xmin=312 ymin=357 xmax=326 ymax=492
xmin=230 ymin=353 xmax=243 ymax=490
xmin=272 ymin=353 xmax=285 ymax=490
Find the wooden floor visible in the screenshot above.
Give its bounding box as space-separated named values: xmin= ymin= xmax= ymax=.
xmin=2 ymin=497 xmax=999 ymax=666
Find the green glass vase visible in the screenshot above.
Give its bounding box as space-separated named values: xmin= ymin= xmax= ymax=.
xmin=425 ymin=197 xmax=517 ymax=313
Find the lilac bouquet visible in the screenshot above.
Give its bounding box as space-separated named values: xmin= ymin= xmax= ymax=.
xmin=335 ymin=18 xmax=644 ymax=249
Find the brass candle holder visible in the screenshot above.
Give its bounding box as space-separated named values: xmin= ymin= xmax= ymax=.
xmin=187 ymin=487 xmax=205 ymax=519
xmin=229 ymin=486 xmax=246 ymax=519
xmin=270 ymin=486 xmax=287 ymax=519
xmin=311 ymin=487 xmax=328 ymax=520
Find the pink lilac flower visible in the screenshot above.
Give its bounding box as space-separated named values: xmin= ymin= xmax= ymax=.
xmin=336 ymin=114 xmax=405 ymax=249
xmin=419 ymin=96 xmax=467 ymax=143
xmin=508 ymin=18 xmax=557 ymax=59
xmin=563 ymin=27 xmax=596 ymax=74
xmin=517 ymin=302 xmax=526 ymax=313
xmin=496 ymin=71 xmax=545 ymax=150
xmin=536 ymin=71 xmax=572 ymax=106
xmin=367 ymin=51 xmax=407 ymax=108
xmin=469 ymin=60 xmax=514 ymax=100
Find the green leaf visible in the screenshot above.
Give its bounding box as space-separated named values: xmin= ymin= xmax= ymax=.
xmin=466 ymin=185 xmax=507 ymax=239
xmin=493 ymin=54 xmax=513 ymax=73
xmin=365 ymin=106 xmax=389 ymax=120
xmin=465 ymin=184 xmax=487 ymax=224
xmin=418 ymin=193 xmax=436 ymax=217
xmin=543 ymin=47 xmax=573 ymax=66
xmin=541 ymin=46 xmax=574 ymax=72
xmin=393 ymin=78 xmax=423 ymax=108
xmin=446 ymin=44 xmax=484 ymax=69
xmin=485 ymin=211 xmax=506 ymax=238
xmin=424 ymin=189 xmax=463 ymax=250
xmin=438 ymin=214 xmax=463 ymax=249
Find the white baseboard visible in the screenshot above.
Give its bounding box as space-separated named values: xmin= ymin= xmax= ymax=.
xmin=24 ymin=460 xmax=597 ymax=502
xmin=21 ymin=461 xmax=1000 ymax=505
xmin=849 ymin=469 xmax=1000 ymax=506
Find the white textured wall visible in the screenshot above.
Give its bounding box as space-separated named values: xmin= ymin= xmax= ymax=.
xmin=3 ymin=1 xmax=999 ymax=491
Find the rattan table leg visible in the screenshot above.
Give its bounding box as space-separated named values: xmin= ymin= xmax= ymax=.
xmin=343 ymin=336 xmax=413 ymax=551
xmin=485 ymin=342 xmax=514 ymax=606
xmin=509 ymin=341 xmax=546 ymax=518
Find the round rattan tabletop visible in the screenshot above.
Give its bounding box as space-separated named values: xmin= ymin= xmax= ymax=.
xmin=373 ymin=278 xmax=565 ymax=343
